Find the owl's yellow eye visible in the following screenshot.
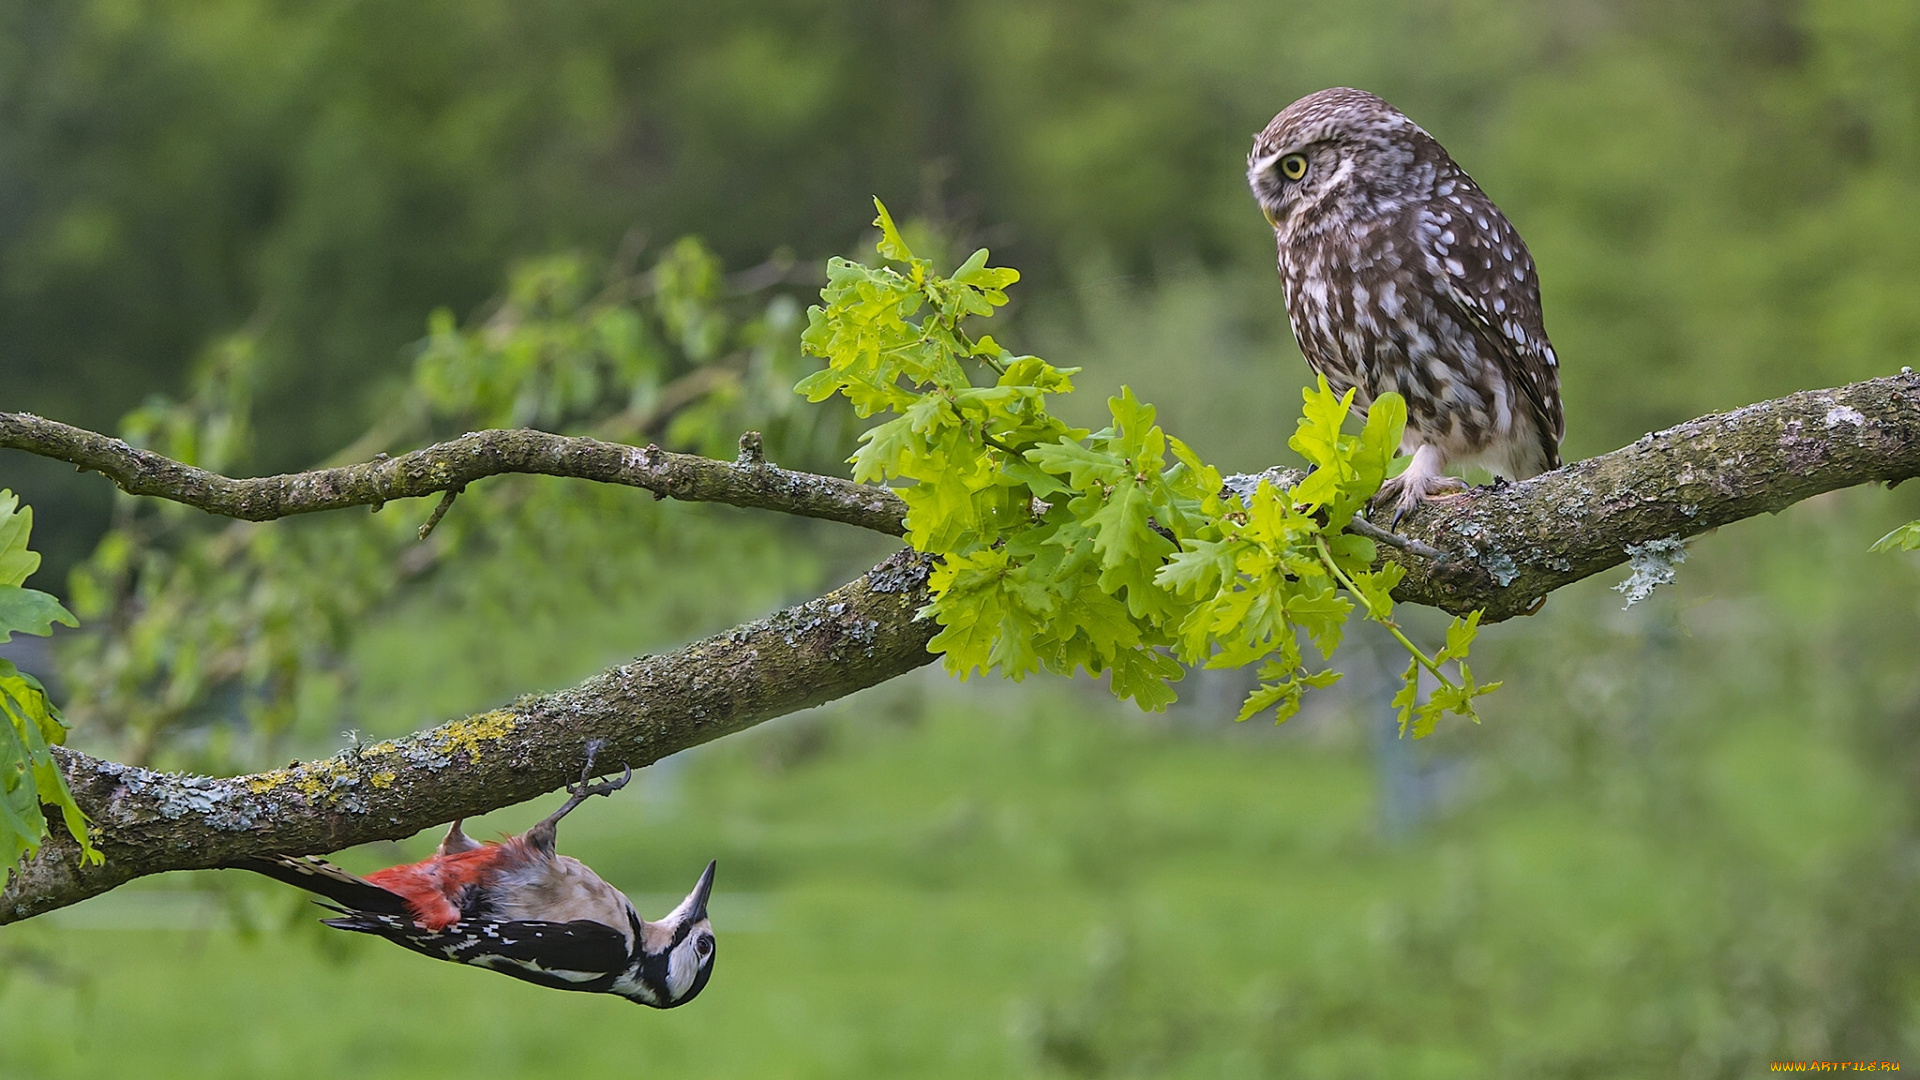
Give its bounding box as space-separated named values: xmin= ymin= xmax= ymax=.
xmin=1279 ymin=154 xmax=1308 ymax=181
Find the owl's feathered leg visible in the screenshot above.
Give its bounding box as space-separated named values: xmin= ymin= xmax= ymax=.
xmin=1374 ymin=444 xmax=1468 ymax=526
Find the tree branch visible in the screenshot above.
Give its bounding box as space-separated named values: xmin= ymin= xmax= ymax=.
xmin=1371 ymin=373 xmax=1920 ymax=620
xmin=5 ymin=373 xmax=1917 ymax=921
xmin=2 ymin=550 xmax=938 ymax=923
xmin=0 ymin=412 xmax=908 ymax=536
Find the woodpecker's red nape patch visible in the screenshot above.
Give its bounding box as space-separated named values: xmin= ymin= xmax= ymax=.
xmin=366 ymin=844 xmax=517 ymax=931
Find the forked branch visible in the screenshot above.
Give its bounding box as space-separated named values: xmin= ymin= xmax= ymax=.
xmin=4 ymin=372 xmax=1918 ymax=920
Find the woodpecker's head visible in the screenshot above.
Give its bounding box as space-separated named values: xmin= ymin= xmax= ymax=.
xmin=617 ymin=859 xmax=717 ymax=1008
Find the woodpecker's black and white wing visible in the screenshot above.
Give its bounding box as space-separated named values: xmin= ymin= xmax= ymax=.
xmin=321 ymin=911 xmax=636 ymax=994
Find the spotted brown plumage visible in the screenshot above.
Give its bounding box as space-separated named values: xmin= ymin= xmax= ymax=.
xmin=1247 ymin=87 xmax=1564 ymax=518
xmin=228 ymin=746 xmax=718 ymax=1008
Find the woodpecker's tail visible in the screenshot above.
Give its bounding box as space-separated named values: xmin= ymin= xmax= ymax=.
xmin=227 ymin=854 xmax=413 ymax=916
xmin=317 ymin=909 xmax=422 ymax=937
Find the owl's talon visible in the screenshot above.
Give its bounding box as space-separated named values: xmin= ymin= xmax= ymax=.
xmin=1374 ymin=468 xmax=1469 ymax=527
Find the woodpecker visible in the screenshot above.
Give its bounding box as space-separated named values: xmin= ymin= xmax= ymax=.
xmin=230 ymin=746 xmax=717 ymax=1008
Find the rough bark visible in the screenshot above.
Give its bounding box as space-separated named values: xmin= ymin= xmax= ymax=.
xmin=1371 ymin=373 xmax=1920 ymax=620
xmin=4 ymin=372 xmax=1917 ymax=921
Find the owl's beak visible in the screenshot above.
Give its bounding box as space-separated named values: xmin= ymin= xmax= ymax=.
xmin=1261 ymin=204 xmax=1281 ymax=229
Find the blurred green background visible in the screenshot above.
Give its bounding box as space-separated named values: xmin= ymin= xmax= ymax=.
xmin=6 ymin=0 xmax=1920 ymax=1075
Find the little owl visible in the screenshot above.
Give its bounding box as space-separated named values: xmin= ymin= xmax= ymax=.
xmin=1248 ymin=88 xmax=1564 ymax=519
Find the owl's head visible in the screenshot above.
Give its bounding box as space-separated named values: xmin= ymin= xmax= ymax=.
xmin=1248 ymin=88 xmax=1438 ymax=239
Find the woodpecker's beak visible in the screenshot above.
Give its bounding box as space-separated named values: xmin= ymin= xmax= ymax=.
xmin=676 ymin=859 xmax=715 ymax=924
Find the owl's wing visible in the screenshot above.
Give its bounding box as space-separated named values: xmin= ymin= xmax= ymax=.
xmin=1426 ymin=189 xmax=1565 ymax=470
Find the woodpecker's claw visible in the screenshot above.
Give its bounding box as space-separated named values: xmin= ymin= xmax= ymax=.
xmin=571 ymin=762 xmax=634 ymax=800
xmin=570 ymin=740 xmax=633 ymax=800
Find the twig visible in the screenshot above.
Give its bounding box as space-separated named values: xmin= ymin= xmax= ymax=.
xmin=1346 ymin=516 xmax=1446 ymax=560
xmin=417 ymin=486 xmax=463 ymax=540
xmin=736 ymin=431 xmax=766 ymax=466
xmin=1315 ymin=533 xmax=1446 ymax=683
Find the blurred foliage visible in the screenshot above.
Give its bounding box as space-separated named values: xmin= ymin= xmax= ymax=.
xmin=55 ymin=238 xmax=853 ymax=772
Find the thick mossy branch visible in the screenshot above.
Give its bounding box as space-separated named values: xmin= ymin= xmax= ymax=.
xmin=0 ymin=551 xmax=936 ymax=923
xmin=1370 ymin=373 xmax=1920 ymax=620
xmin=0 ymin=412 xmax=908 ymax=536
xmin=5 ymin=375 xmax=1916 ymax=919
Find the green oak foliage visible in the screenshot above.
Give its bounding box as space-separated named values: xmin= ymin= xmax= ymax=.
xmin=1871 ymin=520 xmax=1920 ymax=553
xmin=801 ymin=202 xmax=1493 ymax=732
xmin=0 ymin=491 xmax=97 ymax=890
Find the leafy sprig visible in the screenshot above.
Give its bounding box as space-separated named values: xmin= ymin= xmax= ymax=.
xmin=801 ymin=199 xmax=1496 ymax=731
xmin=0 ymin=491 xmax=99 ymax=890
xmin=1870 ymin=520 xmax=1920 ymax=553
